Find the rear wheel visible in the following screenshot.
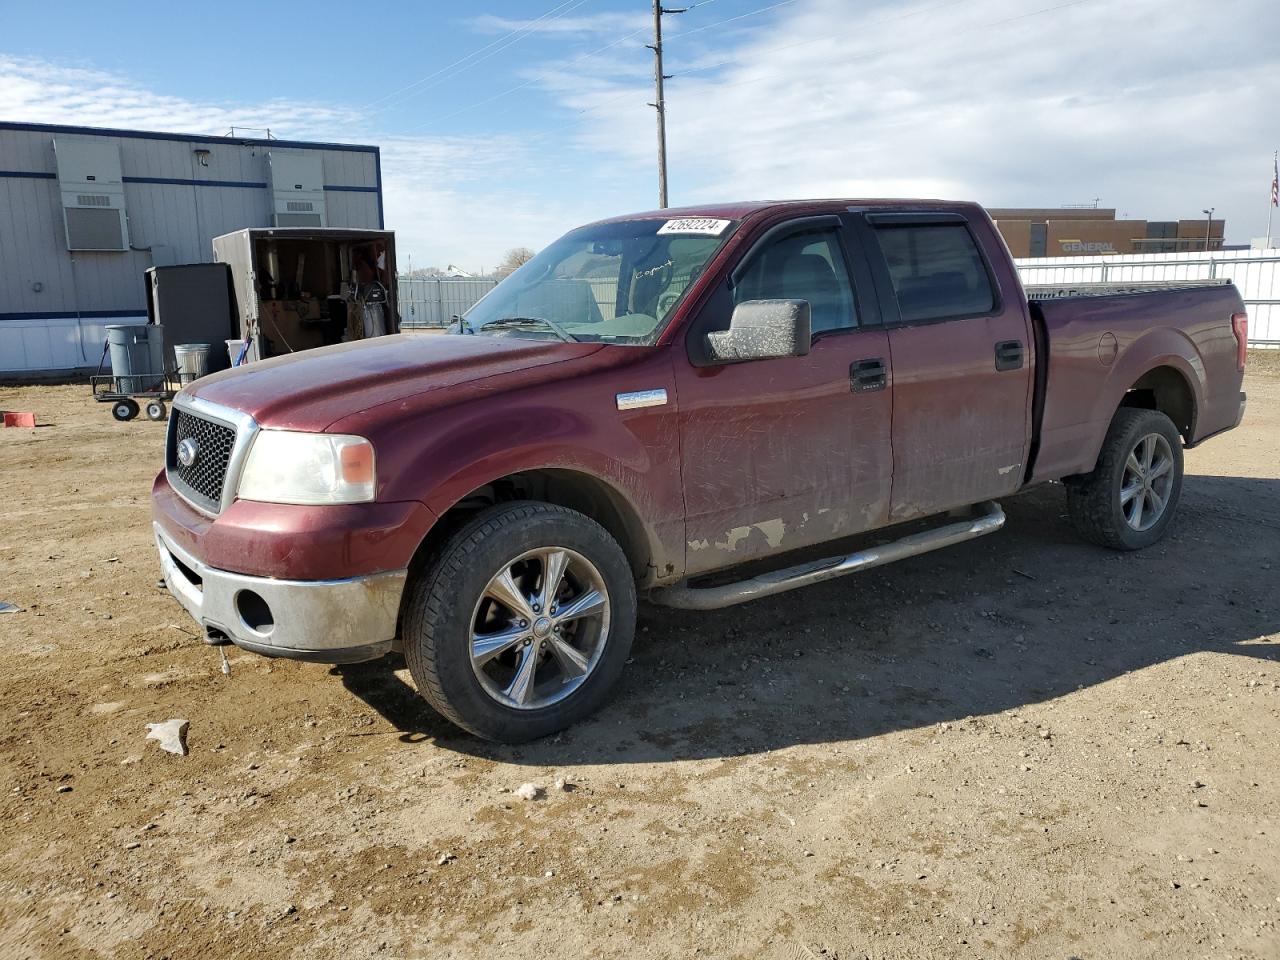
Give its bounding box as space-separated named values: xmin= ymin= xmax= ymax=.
xmin=402 ymin=501 xmax=636 ymax=742
xmin=1065 ymin=407 xmax=1183 ymax=550
xmin=145 ymin=400 xmax=167 ymax=421
xmin=110 ymin=399 xmax=139 ymax=422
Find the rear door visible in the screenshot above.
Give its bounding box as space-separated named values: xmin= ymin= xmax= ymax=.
xmin=676 ymin=215 xmax=893 ymax=576
xmin=857 ymin=211 xmax=1033 ymax=522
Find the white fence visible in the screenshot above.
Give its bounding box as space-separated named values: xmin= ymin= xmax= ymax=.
xmin=397 ymin=277 xmax=498 ymax=328
xmin=1016 ymin=248 xmax=1280 ymax=347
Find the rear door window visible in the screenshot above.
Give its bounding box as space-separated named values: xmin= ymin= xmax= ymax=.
xmin=873 ymin=223 xmax=995 ymax=323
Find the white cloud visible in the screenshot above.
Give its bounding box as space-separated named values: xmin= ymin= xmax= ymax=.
xmin=0 ymin=55 xmax=359 ymax=138
xmin=0 ymin=54 xmax=583 ymax=268
xmin=374 ymin=133 xmax=594 ymax=273
xmin=554 ymin=0 xmax=1280 ymax=242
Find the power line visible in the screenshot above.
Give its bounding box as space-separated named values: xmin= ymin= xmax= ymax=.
xmin=366 ymin=1 xmax=578 ymax=109
xmin=366 ymin=0 xmax=592 ymax=112
xmin=669 ymin=0 xmax=797 ymax=42
xmin=578 ymin=0 xmax=1091 ymax=115
xmin=402 ymin=0 xmax=740 ymax=131
xmin=408 ymin=24 xmax=652 ymax=130
xmin=579 ymin=0 xmax=976 ymax=114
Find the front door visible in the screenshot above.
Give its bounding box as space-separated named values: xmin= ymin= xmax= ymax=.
xmin=860 ymin=212 xmax=1033 ymax=522
xmin=676 ymin=217 xmax=893 ymax=577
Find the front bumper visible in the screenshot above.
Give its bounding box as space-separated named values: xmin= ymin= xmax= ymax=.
xmin=154 ymin=523 xmax=407 ymax=663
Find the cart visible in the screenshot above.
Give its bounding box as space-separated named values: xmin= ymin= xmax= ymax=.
xmin=89 ymin=341 xmax=193 ymax=422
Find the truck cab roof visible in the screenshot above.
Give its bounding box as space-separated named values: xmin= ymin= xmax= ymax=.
xmin=590 ymin=198 xmax=985 ymax=225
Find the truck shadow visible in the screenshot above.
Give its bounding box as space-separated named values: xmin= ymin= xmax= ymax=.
xmin=335 ymin=474 xmax=1280 ymax=762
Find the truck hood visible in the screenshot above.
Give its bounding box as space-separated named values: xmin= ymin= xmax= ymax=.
xmin=186 ymin=333 xmax=605 ymax=431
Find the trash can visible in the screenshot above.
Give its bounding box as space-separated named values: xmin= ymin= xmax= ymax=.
xmin=107 ymin=324 xmax=163 ymax=393
xmin=174 ymin=343 xmax=212 ymax=383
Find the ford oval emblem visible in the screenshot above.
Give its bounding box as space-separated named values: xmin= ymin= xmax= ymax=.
xmin=177 ymin=437 xmax=200 ymax=468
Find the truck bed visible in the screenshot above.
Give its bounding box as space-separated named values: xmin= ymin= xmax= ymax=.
xmin=1027 ymin=282 xmax=1247 ymax=484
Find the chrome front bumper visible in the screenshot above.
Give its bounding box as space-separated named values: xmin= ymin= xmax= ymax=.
xmin=154 ymin=524 xmax=407 ymax=663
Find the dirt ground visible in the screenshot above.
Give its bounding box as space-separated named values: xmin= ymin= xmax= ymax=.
xmin=1 ymin=361 xmax=1278 ymax=960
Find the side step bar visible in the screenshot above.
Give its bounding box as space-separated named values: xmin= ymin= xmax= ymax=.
xmin=649 ymin=501 xmax=1006 ymax=611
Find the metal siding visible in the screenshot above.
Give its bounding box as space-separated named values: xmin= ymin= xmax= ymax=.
xmin=322 ymin=190 xmax=380 ymax=229
xmin=0 ymin=315 xmax=147 ymax=373
xmin=197 ymin=187 xmax=270 ymax=257
xmin=0 ymin=176 xmax=78 ymax=314
xmin=0 ymin=128 xmax=54 ymax=172
xmin=1016 ymin=249 xmax=1280 ymax=347
xmin=1 ymin=126 xmax=384 ymax=372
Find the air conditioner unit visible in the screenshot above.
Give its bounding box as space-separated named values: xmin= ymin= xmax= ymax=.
xmin=268 ymin=150 xmax=327 ymax=227
xmin=54 ymin=137 xmax=130 ymax=251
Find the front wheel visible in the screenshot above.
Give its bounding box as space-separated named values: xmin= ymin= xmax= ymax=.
xmin=402 ymin=502 xmax=636 ymax=742
xmin=1065 ymin=407 xmax=1184 ymax=550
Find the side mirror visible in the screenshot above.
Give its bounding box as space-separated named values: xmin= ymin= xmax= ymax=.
xmin=704 ymin=299 xmax=811 ymax=363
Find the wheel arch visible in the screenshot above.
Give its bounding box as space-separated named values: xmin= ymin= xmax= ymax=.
xmin=1117 ymin=362 xmax=1198 ymax=442
xmin=1071 ymin=331 xmax=1205 ymax=476
xmin=404 ymin=467 xmax=658 ymax=591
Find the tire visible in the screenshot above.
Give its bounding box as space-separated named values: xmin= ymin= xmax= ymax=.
xmin=402 ymin=501 xmax=637 ymax=742
xmin=145 ymin=400 xmax=167 ymax=421
xmin=111 ymin=399 xmax=139 ymax=422
xmin=1065 ymin=407 xmax=1184 ymax=550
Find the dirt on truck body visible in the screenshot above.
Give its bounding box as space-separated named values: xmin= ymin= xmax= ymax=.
xmin=150 ymin=198 xmax=1247 ymax=743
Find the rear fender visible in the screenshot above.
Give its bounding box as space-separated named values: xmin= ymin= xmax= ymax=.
xmin=1081 ymin=328 xmax=1203 ymax=473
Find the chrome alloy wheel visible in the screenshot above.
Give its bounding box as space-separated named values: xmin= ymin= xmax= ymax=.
xmin=1121 ymin=432 xmax=1175 ymax=532
xmin=468 ymin=547 xmax=611 ymax=710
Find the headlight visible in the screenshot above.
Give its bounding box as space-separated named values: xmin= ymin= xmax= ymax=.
xmin=237 ymin=430 xmax=376 ymax=505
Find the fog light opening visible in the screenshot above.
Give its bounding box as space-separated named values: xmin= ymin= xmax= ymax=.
xmin=171 ymin=554 xmax=202 ymax=589
xmin=235 ymin=590 xmax=274 ymax=635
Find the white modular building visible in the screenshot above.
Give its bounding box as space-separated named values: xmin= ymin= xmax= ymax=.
xmin=0 ymin=121 xmax=384 ymax=375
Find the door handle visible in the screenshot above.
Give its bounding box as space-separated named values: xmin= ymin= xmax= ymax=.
xmin=850 ymin=357 xmax=887 ymax=393
xmin=995 ymin=339 xmax=1024 ymax=371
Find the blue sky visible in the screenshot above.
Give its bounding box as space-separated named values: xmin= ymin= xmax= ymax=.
xmin=2 ymin=0 xmax=1278 ymax=268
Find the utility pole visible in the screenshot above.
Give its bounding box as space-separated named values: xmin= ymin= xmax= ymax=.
xmin=648 ymin=2 xmax=685 ymax=208
xmin=1202 ymin=207 xmax=1215 ymax=252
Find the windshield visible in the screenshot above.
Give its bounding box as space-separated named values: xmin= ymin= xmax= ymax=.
xmin=459 ymin=217 xmax=736 ymax=344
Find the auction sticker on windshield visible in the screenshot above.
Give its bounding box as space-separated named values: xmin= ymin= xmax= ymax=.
xmin=657 ymin=218 xmax=731 ymax=236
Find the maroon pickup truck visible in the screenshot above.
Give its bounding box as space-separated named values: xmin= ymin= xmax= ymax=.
xmin=152 ymin=199 xmax=1248 ymax=741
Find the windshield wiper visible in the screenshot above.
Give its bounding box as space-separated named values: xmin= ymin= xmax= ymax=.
xmin=479 ymin=316 xmax=576 ymax=342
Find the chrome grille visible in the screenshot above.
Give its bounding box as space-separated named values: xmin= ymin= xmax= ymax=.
xmin=168 ymin=408 xmax=237 ymax=511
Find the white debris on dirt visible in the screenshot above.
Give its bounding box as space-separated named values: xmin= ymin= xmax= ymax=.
xmin=145 ymin=719 xmax=190 ymax=756
xmin=0 ymin=602 xmax=23 ymax=614
xmin=515 ymin=783 xmax=544 ymax=801
xmin=437 ymin=852 xmax=455 ymax=866
xmin=554 ymin=777 xmax=572 ymax=792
